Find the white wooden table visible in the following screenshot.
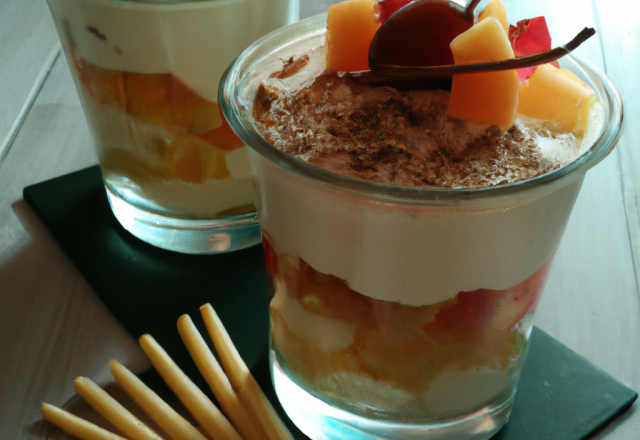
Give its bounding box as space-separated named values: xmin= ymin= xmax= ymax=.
xmin=0 ymin=0 xmax=638 ymax=438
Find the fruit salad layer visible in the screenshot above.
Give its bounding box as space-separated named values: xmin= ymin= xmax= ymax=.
xmin=267 ymin=235 xmax=552 ymax=420
xmin=248 ymin=0 xmax=601 ymax=420
xmin=47 ymin=0 xmax=294 ymax=217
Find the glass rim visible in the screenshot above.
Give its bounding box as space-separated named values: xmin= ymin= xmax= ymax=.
xmin=220 ymin=13 xmax=624 ymax=204
xmin=62 ymin=0 xmax=244 ymax=10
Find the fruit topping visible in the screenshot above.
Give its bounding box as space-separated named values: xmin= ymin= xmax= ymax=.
xmin=326 ymin=0 xmax=381 ymax=72
xmin=166 ymin=134 xmax=230 ymax=184
xmin=72 ymin=48 xmax=223 ymax=135
xmin=369 ymin=0 xmax=473 ymax=70
xmin=477 ymin=0 xmax=508 ymax=34
xmin=446 ymin=17 xmax=520 ymax=129
xmin=517 ymin=63 xmax=596 ymax=134
xmin=378 ymin=0 xmax=414 ymax=22
xmin=509 ymin=17 xmax=557 ymax=81
xmin=198 ymin=103 xmax=246 ymax=152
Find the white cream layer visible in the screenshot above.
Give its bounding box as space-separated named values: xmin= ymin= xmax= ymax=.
xmin=252 ymin=153 xmax=583 ymax=306
xmin=47 ymin=0 xmax=298 ymax=101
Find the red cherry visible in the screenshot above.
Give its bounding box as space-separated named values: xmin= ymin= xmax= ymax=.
xmin=378 ymin=0 xmax=415 ymax=22
xmin=369 ymin=0 xmax=473 ymax=70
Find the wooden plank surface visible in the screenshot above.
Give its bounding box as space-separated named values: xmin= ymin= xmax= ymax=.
xmin=0 ymin=0 xmax=60 ymax=161
xmin=0 ymin=55 xmax=150 ymax=438
xmin=0 ymin=0 xmax=637 ymax=439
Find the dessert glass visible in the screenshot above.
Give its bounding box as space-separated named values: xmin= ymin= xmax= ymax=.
xmin=220 ymin=15 xmax=623 ymax=440
xmin=45 ymin=0 xmax=298 ymax=253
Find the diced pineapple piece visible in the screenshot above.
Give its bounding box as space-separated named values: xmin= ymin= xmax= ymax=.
xmin=166 ymin=134 xmax=230 ymax=184
xmin=518 ymin=63 xmax=595 ymax=133
xmin=477 ymin=0 xmax=508 ymax=34
xmin=446 ymin=17 xmax=520 ymax=130
xmin=326 ymin=0 xmax=381 ymax=72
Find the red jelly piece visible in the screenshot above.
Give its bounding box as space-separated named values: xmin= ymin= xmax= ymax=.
xmin=378 ymin=0 xmax=415 ymax=22
xmin=509 ymin=17 xmax=551 ymax=57
xmin=509 ymin=17 xmax=558 ymax=81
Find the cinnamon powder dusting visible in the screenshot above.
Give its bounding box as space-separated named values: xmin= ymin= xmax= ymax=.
xmin=253 ymin=62 xmax=566 ymax=188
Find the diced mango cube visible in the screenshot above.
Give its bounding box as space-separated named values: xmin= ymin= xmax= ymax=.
xmin=556 ymin=67 xmax=592 ymax=90
xmin=477 ymin=0 xmax=508 ymax=34
xmin=198 ymin=103 xmax=246 ymax=152
xmin=199 ymin=123 xmax=245 ymax=152
xmin=326 ymin=0 xmax=381 ymax=72
xmin=166 ymin=134 xmax=230 ymax=184
xmin=72 ymin=50 xmax=222 ymax=134
xmin=446 ymin=17 xmax=520 ymax=130
xmin=123 ymin=73 xmax=221 ymax=133
xmin=517 ymin=63 xmax=595 ymax=133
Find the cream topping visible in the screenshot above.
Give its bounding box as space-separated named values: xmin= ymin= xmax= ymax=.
xmin=48 ymin=0 xmax=297 ymax=101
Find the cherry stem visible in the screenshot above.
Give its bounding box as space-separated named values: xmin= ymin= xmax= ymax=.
xmin=368 ymin=27 xmax=595 ymax=80
xmin=464 ymin=0 xmax=482 ymax=19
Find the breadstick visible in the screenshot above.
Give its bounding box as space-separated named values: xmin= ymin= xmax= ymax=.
xmin=177 ymin=314 xmax=267 ymax=440
xmin=109 ymin=360 xmax=207 ymax=440
xmin=41 ymin=402 xmax=127 ymax=440
xmin=74 ymin=376 xmax=165 ymax=440
xmin=139 ymin=334 xmax=243 ymax=440
xmin=200 ymin=304 xmax=293 ymax=440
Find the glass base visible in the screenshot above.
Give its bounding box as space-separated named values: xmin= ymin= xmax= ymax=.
xmin=105 ymin=185 xmax=261 ymax=254
xmin=271 ymin=353 xmax=514 ymax=440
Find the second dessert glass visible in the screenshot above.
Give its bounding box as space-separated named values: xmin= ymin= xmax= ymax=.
xmin=221 ymin=14 xmax=623 ymax=440
xmin=46 ymin=0 xmax=299 ymax=253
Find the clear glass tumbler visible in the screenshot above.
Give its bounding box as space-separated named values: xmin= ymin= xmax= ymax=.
xmin=221 ymin=15 xmax=623 ymax=440
xmin=45 ymin=0 xmax=299 ymax=253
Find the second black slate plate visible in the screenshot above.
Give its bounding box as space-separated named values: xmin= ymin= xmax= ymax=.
xmin=24 ymin=165 xmax=637 ymax=439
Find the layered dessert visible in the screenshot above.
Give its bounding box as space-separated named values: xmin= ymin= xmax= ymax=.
xmin=246 ymin=0 xmax=604 ymax=423
xmin=46 ymin=0 xmax=297 ymax=218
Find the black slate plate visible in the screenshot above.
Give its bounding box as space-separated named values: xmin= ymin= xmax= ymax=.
xmin=24 ymin=165 xmax=637 ymax=439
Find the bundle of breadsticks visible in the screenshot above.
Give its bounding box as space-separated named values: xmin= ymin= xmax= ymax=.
xmin=41 ymin=304 xmax=294 ymax=440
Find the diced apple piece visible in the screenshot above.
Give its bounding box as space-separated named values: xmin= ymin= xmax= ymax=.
xmin=326 ymin=0 xmax=381 ymax=72
xmin=166 ymin=134 xmax=230 ymax=184
xmin=446 ymin=18 xmax=520 ymax=130
xmin=518 ymin=63 xmax=595 ymax=133
xmin=477 ymin=0 xmax=508 ymax=34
